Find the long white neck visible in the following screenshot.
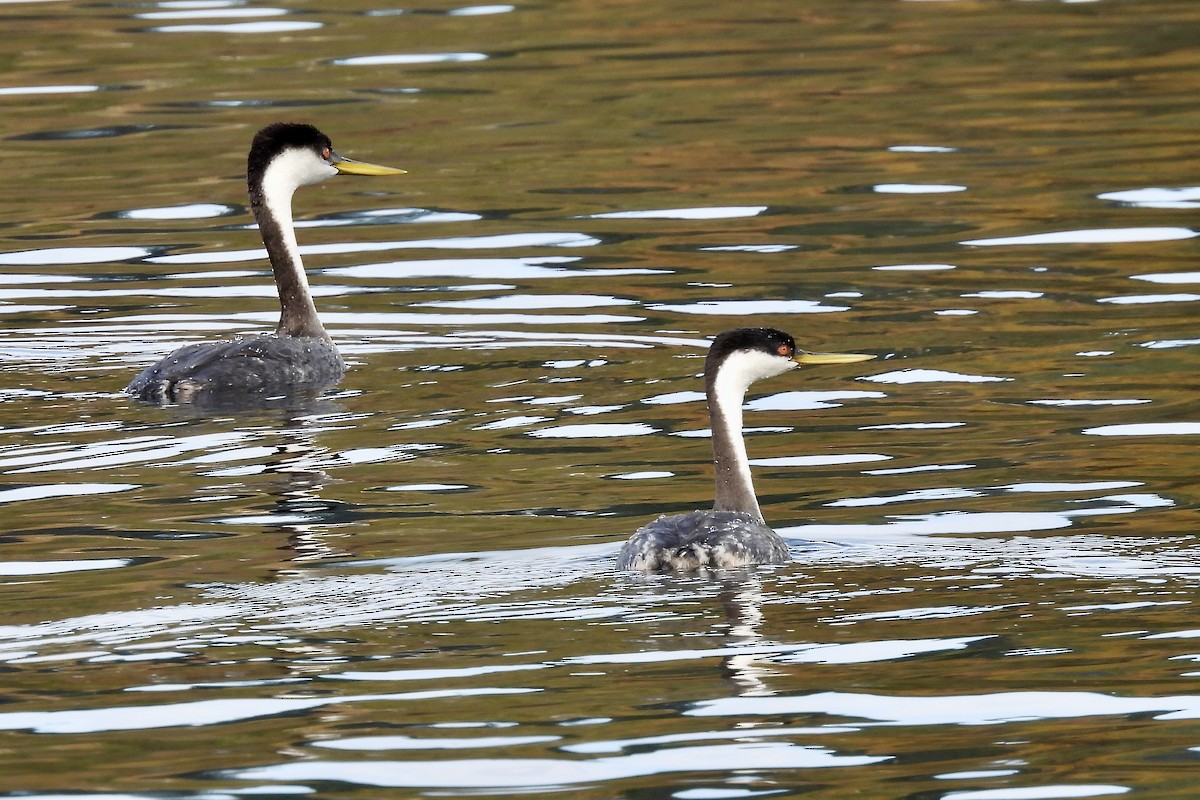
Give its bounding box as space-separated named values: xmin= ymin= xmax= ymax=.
xmin=706 ymin=350 xmax=794 ymax=519
xmin=250 ymin=150 xmax=335 ymax=338
xmin=709 ymin=372 xmax=759 ymax=518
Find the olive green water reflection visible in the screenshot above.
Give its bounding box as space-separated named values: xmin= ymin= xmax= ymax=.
xmin=1 ymin=0 xmax=1200 ymax=797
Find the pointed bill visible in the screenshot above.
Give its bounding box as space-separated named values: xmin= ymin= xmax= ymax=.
xmin=332 ymin=154 xmax=406 ymax=176
xmin=792 ymin=351 xmax=875 ymax=366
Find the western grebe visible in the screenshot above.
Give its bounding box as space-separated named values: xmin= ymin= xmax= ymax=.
xmin=125 ymin=122 xmax=404 ymax=404
xmin=617 ymin=327 xmax=874 ymax=571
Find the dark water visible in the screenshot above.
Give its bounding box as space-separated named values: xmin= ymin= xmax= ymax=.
xmin=2 ymin=1 xmax=1200 ymax=797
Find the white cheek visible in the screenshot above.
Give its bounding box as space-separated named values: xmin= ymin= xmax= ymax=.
xmin=711 ymin=350 xmax=796 ymax=407
xmin=720 ymin=350 xmax=796 ymax=387
xmin=262 ymin=149 xmax=336 ymax=197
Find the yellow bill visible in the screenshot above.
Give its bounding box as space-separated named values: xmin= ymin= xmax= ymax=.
xmin=332 ymin=155 xmax=407 ymax=176
xmin=792 ymin=351 xmax=875 ymax=366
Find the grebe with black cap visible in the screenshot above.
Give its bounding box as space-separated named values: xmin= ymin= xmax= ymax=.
xmin=126 ymin=123 xmax=404 ymax=404
xmin=617 ymin=327 xmax=874 ymax=571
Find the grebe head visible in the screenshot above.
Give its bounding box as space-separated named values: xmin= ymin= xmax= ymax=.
xmin=248 ymin=122 xmax=406 ymax=198
xmin=706 ymin=327 xmax=872 ymax=394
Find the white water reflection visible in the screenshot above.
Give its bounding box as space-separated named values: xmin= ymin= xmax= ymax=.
xmin=0 ymin=488 xmax=1181 ymax=665
xmin=888 ymin=145 xmax=958 ymax=153
xmin=583 ymin=206 xmax=767 ymax=220
xmin=1083 ymin=423 xmax=1200 ymax=437
xmin=0 ymin=246 xmax=152 ymax=265
xmin=648 ymin=300 xmax=849 ymax=315
xmin=0 ymin=274 xmax=83 ymax=285
xmin=747 ymin=390 xmax=885 ymax=411
xmin=642 ymin=390 xmax=704 ymax=405
xmin=0 ymin=304 xmax=70 ymax=315
xmin=0 ymin=284 xmax=368 ymax=300
xmin=563 ymin=637 xmax=990 ymax=666
xmin=293 ymin=208 xmax=481 ymax=227
xmin=1029 ymin=399 xmax=1149 ymax=407
xmin=0 ymin=688 xmax=533 ymax=734
xmin=315 ymin=733 xmax=560 ymax=750
xmin=120 ymin=203 xmax=235 ymax=220
xmin=1132 ymin=272 xmax=1200 ymax=284
xmin=0 ymin=432 xmax=249 ymax=474
xmin=528 ymin=423 xmax=659 ymax=438
xmin=609 ymin=470 xmax=673 ymax=480
xmin=0 ymin=85 xmax=100 ymax=95
xmin=0 ymin=558 xmax=137 ymax=577
xmin=942 ymin=786 xmax=1129 ymax=800
xmin=829 ymin=481 xmax=1142 ymax=509
xmin=385 ymin=483 xmax=469 ymax=492
xmin=1098 ymin=293 xmax=1200 ymax=305
xmin=1140 ymin=338 xmax=1200 ymax=350
xmin=964 ymin=291 xmax=1043 ymax=299
xmin=702 ymin=244 xmax=798 ymax=253
xmin=450 ymin=5 xmax=516 ymax=15
xmin=228 ymin=742 xmax=886 ymax=789
xmin=785 ymin=492 xmax=1175 ymax=548
xmin=136 ymin=7 xmax=287 ymax=19
xmin=325 ymin=256 xmax=659 ymax=280
xmin=0 ymin=482 xmax=136 ymax=504
xmin=150 ymin=21 xmax=321 ymax=33
xmin=874 ymin=183 xmax=966 ymax=194
xmin=149 ymin=233 xmax=601 ymax=266
xmin=416 ymin=294 xmax=636 ymax=310
xmin=1098 ymin=187 xmax=1200 ymax=209
xmin=863 ymin=369 xmax=1011 ymax=384
xmin=962 ymin=228 xmax=1198 ymax=246
xmin=474 ymin=415 xmax=551 ymax=430
xmin=873 ymin=263 xmax=956 ymax=271
xmin=563 ymin=725 xmax=856 ymax=755
xmin=641 ymin=390 xmax=880 ymax=411
xmin=688 ymin=689 xmax=1200 ymax=725
xmin=333 ymin=53 xmax=488 ymax=66
xmin=862 ymin=421 xmax=964 ymax=430
xmin=749 ymin=454 xmax=891 ymax=467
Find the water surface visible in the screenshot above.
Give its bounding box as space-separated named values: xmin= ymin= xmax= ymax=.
xmin=2 ymin=1 xmax=1200 ymax=797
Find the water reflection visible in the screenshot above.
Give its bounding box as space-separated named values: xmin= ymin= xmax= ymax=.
xmin=1 ymin=504 xmax=1191 ymax=660
xmin=0 ymin=84 xmax=101 ymax=96
xmin=962 ymin=227 xmax=1198 ymax=246
xmin=873 ymin=183 xmax=967 ymax=194
xmin=332 ymin=53 xmax=489 ymax=66
xmin=688 ymin=690 xmax=1200 ymax=726
xmin=1099 ymin=187 xmax=1200 ymax=209
xmin=198 ymin=406 xmax=353 ymax=560
xmin=9 ymin=124 xmax=188 ymax=140
xmin=146 ymin=232 xmax=602 ymax=265
xmin=0 ymin=246 xmax=156 ymax=265
xmin=147 ymin=21 xmax=323 ymax=34
xmin=226 ymin=741 xmax=886 ymax=789
xmin=583 ymin=206 xmax=768 ymax=220
xmin=112 ymin=203 xmax=237 ymax=221
xmin=4 ymin=0 xmax=1200 ymax=796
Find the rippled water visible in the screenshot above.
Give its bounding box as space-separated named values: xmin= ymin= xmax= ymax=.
xmin=3 ymin=1 xmax=1200 ymax=797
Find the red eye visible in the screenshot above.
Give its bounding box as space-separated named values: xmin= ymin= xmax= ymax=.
xmin=777 ymin=344 xmax=790 ymax=356
xmin=321 ymin=147 xmax=332 ymax=160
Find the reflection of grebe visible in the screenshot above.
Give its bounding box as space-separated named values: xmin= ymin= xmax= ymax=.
xmin=126 ymin=123 xmax=404 ymax=403
xmin=617 ymin=327 xmax=873 ymax=571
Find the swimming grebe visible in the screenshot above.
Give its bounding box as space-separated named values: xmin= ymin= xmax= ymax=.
xmin=125 ymin=122 xmax=404 ymax=404
xmin=617 ymin=327 xmax=874 ymax=571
